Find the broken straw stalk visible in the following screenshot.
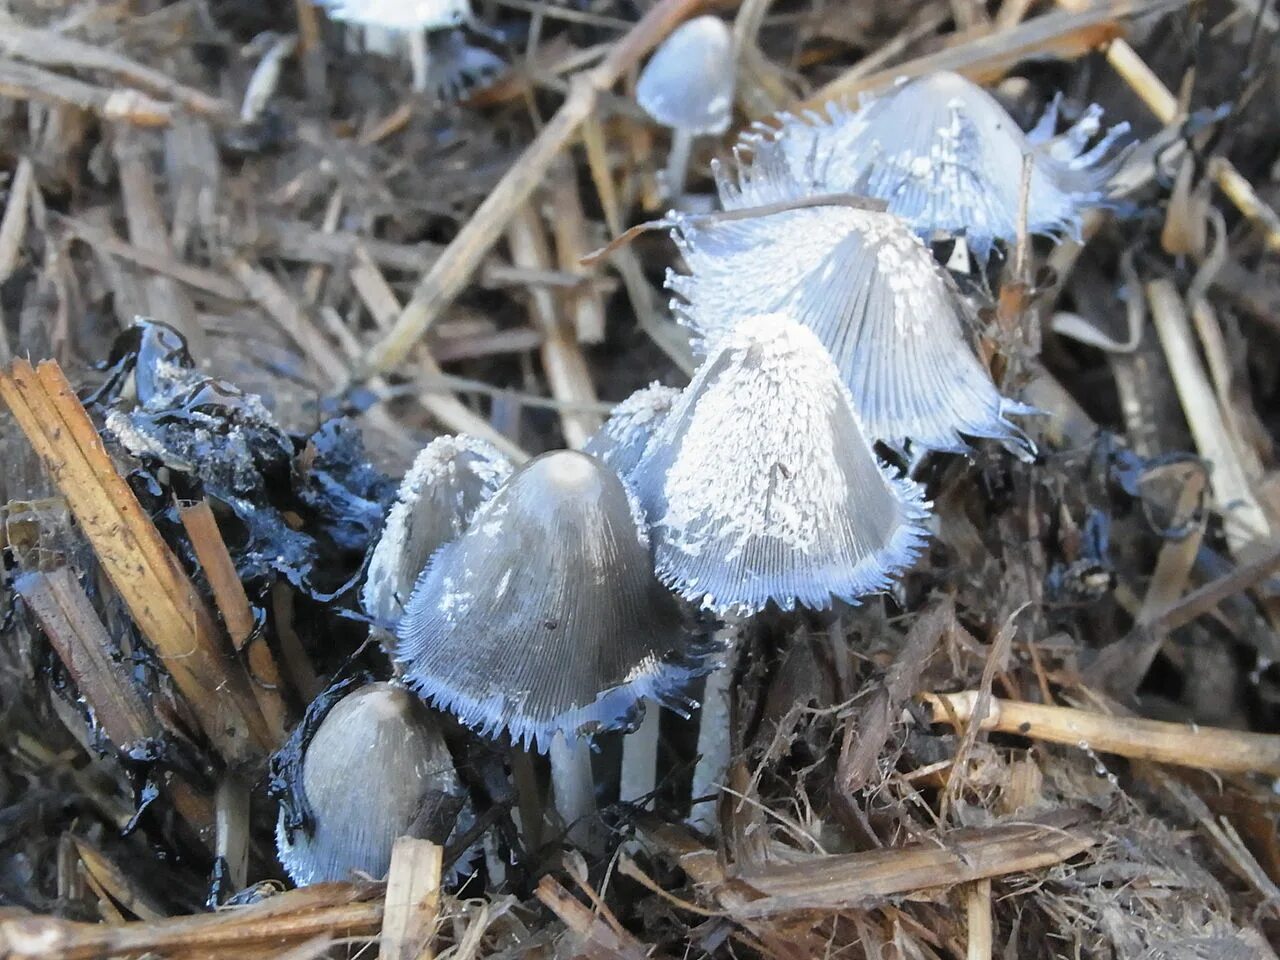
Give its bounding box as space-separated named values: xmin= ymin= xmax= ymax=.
xmin=923 ymin=691 xmax=1280 ymax=776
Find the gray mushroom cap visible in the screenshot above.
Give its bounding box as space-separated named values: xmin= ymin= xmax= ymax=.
xmin=395 ymin=450 xmax=717 ymax=751
xmin=739 ymin=71 xmax=1129 ymax=257
xmin=316 ymin=0 xmax=471 ymax=31
xmin=669 ymin=149 xmax=1036 ymax=456
xmin=584 ymin=383 xmax=681 ymax=478
xmin=636 ymin=16 xmax=736 ymax=136
xmin=628 ymin=313 xmax=930 ymax=617
xmin=363 ymin=434 xmax=511 ymax=629
xmin=275 ymin=682 xmax=468 ymax=886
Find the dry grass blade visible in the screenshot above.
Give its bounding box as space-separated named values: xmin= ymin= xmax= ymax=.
xmin=534 ymin=876 xmax=649 ymax=960
xmin=379 ymin=839 xmax=443 ymax=960
xmin=923 ymin=690 xmax=1280 ymax=775
xmin=0 ymin=359 xmax=273 ymax=764
xmin=0 ymin=59 xmax=174 ymax=126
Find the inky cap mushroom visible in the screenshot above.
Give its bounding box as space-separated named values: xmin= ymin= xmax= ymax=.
xmin=363 ymin=434 xmax=511 ymax=628
xmin=395 ymin=450 xmax=716 ymax=751
xmin=741 ymin=71 xmax=1129 ymax=258
xmin=628 ymin=313 xmax=930 ymax=616
xmin=317 ymin=0 xmax=470 ymax=31
xmin=275 ymin=682 xmax=469 ymax=885
xmin=669 ymin=152 xmax=1035 ymax=455
xmin=584 ymin=383 xmax=681 ymax=478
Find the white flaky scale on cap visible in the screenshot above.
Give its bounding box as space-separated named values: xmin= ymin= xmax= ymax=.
xmin=275 ymin=682 xmax=471 ymax=886
xmin=670 ymin=153 xmax=1035 ymax=455
xmin=584 ymin=383 xmax=682 ymax=478
xmin=628 ymin=313 xmax=930 ymax=617
xmin=395 ymin=450 xmax=717 ymax=752
xmin=362 ymin=434 xmax=511 ymax=631
xmin=636 ymin=15 xmax=736 ymax=201
xmin=741 ymin=71 xmax=1129 ymax=258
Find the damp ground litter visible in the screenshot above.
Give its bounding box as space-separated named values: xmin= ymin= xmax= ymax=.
xmin=1 ymin=0 xmax=1279 ymax=957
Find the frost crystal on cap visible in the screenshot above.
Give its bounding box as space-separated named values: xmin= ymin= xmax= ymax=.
xmin=316 ymin=0 xmax=470 ymax=30
xmin=636 ymin=16 xmax=735 ymax=136
xmin=276 ymin=683 xmax=469 ymax=886
xmin=741 ymin=71 xmax=1129 ymax=257
xmin=363 ymin=435 xmax=511 ymax=627
xmin=395 ymin=450 xmax=715 ymax=751
xmin=629 ymin=314 xmax=930 ymax=616
xmin=584 ymin=383 xmax=681 ymax=477
xmin=670 ymin=167 xmax=1034 ymax=454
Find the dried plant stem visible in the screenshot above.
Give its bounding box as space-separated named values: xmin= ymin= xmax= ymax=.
xmin=923 ymin=690 xmax=1280 ymax=776
xmin=358 ymin=0 xmax=709 ymax=377
xmin=965 ymin=879 xmax=993 ymax=960
xmin=379 ymin=839 xmax=443 ymax=960
xmin=0 ymin=360 xmax=273 ymax=764
xmin=0 ymin=155 xmax=33 ymax=285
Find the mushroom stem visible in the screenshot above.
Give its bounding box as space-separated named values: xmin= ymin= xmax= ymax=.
xmin=688 ymin=630 xmax=738 ymax=834
xmin=549 ymin=733 xmax=599 ymax=850
xmin=619 ymin=708 xmax=661 ymax=806
xmin=664 ymin=128 xmax=696 ymax=202
xmin=408 ymin=29 xmax=430 ymax=94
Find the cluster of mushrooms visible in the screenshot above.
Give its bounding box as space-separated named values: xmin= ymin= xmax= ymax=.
xmin=274 ymin=15 xmax=1131 ymax=886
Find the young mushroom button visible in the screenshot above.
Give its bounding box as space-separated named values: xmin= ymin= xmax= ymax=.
xmin=636 ymin=15 xmax=736 ymax=202
xmin=394 ymin=449 xmax=716 ymax=751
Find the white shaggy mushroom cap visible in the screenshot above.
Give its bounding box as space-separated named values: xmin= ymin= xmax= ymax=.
xmin=584 ymin=383 xmax=682 ymax=478
xmin=669 ymin=153 xmax=1034 ymax=455
xmin=362 ymin=434 xmax=511 ymax=627
xmin=627 ymin=313 xmax=930 ymax=616
xmin=395 ymin=450 xmax=719 ymax=751
xmin=316 ymin=0 xmax=470 ymax=31
xmin=636 ymin=16 xmax=736 ymax=136
xmin=275 ymin=683 xmax=468 ymax=886
xmin=739 ymin=71 xmax=1129 ymax=257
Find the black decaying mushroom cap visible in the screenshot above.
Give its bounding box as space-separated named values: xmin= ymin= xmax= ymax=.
xmin=362 ymin=434 xmax=511 ymax=627
xmin=669 ymin=147 xmax=1036 ymax=456
xmin=628 ymin=313 xmax=930 ymax=616
xmin=395 ymin=450 xmax=716 ymax=751
xmin=275 ymin=682 xmax=468 ymax=886
xmin=584 ymin=383 xmax=681 ymax=478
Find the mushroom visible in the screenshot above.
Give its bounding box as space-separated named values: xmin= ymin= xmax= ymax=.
xmin=316 ymin=0 xmax=472 ymax=94
xmin=627 ymin=312 xmax=930 ymax=617
xmin=584 ymin=383 xmax=681 ymax=477
xmin=740 ymin=71 xmax=1129 ymax=258
xmin=275 ymin=682 xmax=470 ymax=885
xmin=362 ymin=434 xmax=511 ymax=636
xmin=635 ymin=15 xmax=736 ymax=202
xmin=395 ymin=449 xmax=715 ymax=838
xmin=669 ymin=148 xmax=1036 ymax=456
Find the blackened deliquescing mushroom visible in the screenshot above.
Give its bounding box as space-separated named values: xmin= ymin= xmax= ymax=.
xmin=275 ymin=682 xmax=470 ymax=885
xmin=635 ymin=15 xmax=736 ymax=202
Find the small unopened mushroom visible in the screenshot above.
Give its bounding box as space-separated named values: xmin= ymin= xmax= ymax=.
xmin=317 ymin=0 xmax=472 ymax=93
xmin=275 ymin=682 xmax=469 ymax=885
xmin=363 ymin=434 xmax=510 ymax=632
xmin=636 ymin=16 xmax=736 ymax=201
xmin=395 ymin=449 xmax=708 ymax=749
xmin=744 ymin=71 xmax=1128 ymax=258
xmin=628 ymin=312 xmax=929 ymax=616
xmin=584 ymin=383 xmax=681 ymax=477
xmin=671 ymin=152 xmax=1035 ymax=455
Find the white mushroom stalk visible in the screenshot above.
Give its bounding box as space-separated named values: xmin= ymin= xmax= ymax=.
xmin=362 ymin=434 xmax=510 ymax=640
xmin=741 ymin=71 xmax=1129 ymax=259
xmin=670 ymin=152 xmax=1036 ymax=456
xmin=627 ymin=313 xmax=930 ymax=617
xmin=316 ymin=0 xmax=472 ymax=93
xmin=275 ymin=682 xmax=472 ymax=885
xmin=636 ymin=15 xmax=736 ymax=202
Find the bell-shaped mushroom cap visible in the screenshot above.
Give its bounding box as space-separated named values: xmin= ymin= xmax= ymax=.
xmin=669 ymin=156 xmax=1035 ymax=455
xmin=317 ymin=0 xmax=470 ymax=31
xmin=395 ymin=450 xmax=714 ymax=751
xmin=741 ymin=71 xmax=1129 ymax=257
xmin=584 ymin=383 xmax=681 ymax=478
xmin=363 ymin=435 xmax=511 ymax=626
xmin=276 ymin=682 xmax=468 ymax=886
xmin=628 ymin=313 xmax=929 ymax=616
xmin=636 ymin=16 xmax=736 ymax=136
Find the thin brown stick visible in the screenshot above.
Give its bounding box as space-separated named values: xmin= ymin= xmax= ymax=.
xmin=0 ymin=59 xmax=174 ymax=126
xmin=358 ymin=0 xmax=711 ymax=377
